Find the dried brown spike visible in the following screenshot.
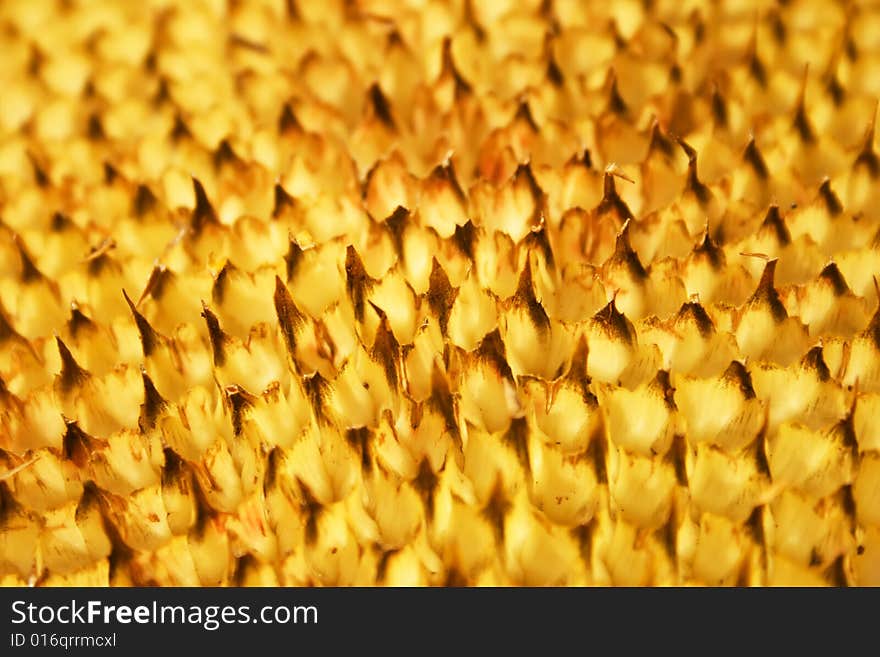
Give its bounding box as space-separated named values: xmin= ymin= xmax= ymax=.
xmin=647 ymin=119 xmax=675 ymax=159
xmin=596 ymin=170 xmax=634 ymax=222
xmin=679 ymin=138 xmax=712 ymax=203
xmin=693 ymin=229 xmax=725 ymax=268
xmin=283 ymin=239 xmax=305 ymax=284
xmin=524 ymin=219 xmax=555 ymax=270
xmin=482 ymin=481 xmax=512 ymax=543
xmin=430 ymin=159 xmax=467 ymax=202
xmin=818 ymin=262 xmax=850 ymax=296
xmin=139 ymin=368 xmax=167 ymax=431
xmin=412 ymin=458 xmax=439 ymax=519
xmin=800 ymin=345 xmax=831 ymax=382
xmin=226 ymin=384 xmax=257 ymax=436
xmin=191 ymin=178 xmax=219 ymax=233
xmin=368 ymin=83 xmax=395 ymax=129
xmin=564 ymin=334 xmax=590 ymax=386
xmin=139 ymin=264 xmax=172 ymax=304
xmin=722 ymin=360 xmax=756 ymax=399
xmin=369 ymin=302 xmax=400 ymax=390
xmin=273 ymin=183 xmax=295 ymax=219
xmin=514 ymin=160 xmax=544 ymax=202
xmin=211 ymin=261 xmax=236 ymax=306
xmin=512 ymin=258 xmax=551 ymax=334
xmin=55 ymin=336 xmax=89 ymax=392
xmin=67 ymin=302 xmax=95 ymax=339
xmin=133 ymin=184 xmax=158 ymax=217
xmin=123 ymin=289 xmax=160 ymax=356
xmin=610 ymin=222 xmax=647 ymax=279
xmin=274 ymin=275 xmax=305 ymax=359
xmin=606 ymin=69 xmax=628 ymax=116
xmin=345 ymin=245 xmax=374 ymax=322
xmin=513 ymin=100 xmax=540 ymax=132
xmin=13 ymin=234 xmax=44 ymax=283
xmin=453 ymin=220 xmax=477 ymax=260
xmin=792 ymin=66 xmax=816 ymax=144
xmin=63 ymin=420 xmax=94 ymax=468
xmin=303 ymin=372 xmax=331 ymax=421
xmin=749 ymin=259 xmax=787 ymax=322
xmin=854 ymin=107 xmax=879 ymax=176
xmin=200 ymin=302 xmax=227 ymax=367
xmin=711 ymin=84 xmax=728 ymax=128
xmin=502 ymin=416 xmax=531 ymax=476
xmin=743 ymin=137 xmax=770 ymax=179
xmin=760 ymin=205 xmax=791 ymax=246
xmin=214 ymin=139 xmax=242 ymax=170
xmin=475 ymin=328 xmax=513 ymax=380
xmin=28 ymin=151 xmax=49 ymax=187
xmin=746 ymin=29 xmax=767 ymax=87
xmin=676 ymin=301 xmax=715 ymax=337
xmin=385 ymin=206 xmax=409 ymax=258
xmin=345 ymin=426 xmax=372 ymax=472
xmin=567 ymin=149 xmax=593 ymax=170
xmin=103 ymin=161 xmax=119 ymax=185
xmin=171 ymin=113 xmax=192 ymax=141
xmin=818 ymin=178 xmax=843 ymax=216
xmin=87 ymin=113 xmax=105 ymax=141
xmin=426 ymin=257 xmax=457 ymax=334
xmin=278 ymin=101 xmax=303 ymax=135
xmin=593 ymin=297 xmax=635 ymax=344
xmin=440 ymin=36 xmax=471 ymax=97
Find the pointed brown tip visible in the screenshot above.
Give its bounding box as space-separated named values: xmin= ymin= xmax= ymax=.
xmin=279 ymin=101 xmax=303 ymax=134
xmin=13 ymin=234 xmax=43 ymax=283
xmin=598 ymin=171 xmax=634 ymax=222
xmin=56 ymin=336 xmax=89 ymax=392
xmin=284 ymin=238 xmax=305 ymax=282
xmin=606 ymin=69 xmax=628 ymax=116
xmin=676 ymin=301 xmax=715 ymax=337
xmin=427 ymin=258 xmax=457 ymax=334
xmin=475 ymin=328 xmax=513 ymax=379
xmin=801 ymin=345 xmax=831 ymax=381
xmin=274 ymin=275 xmax=303 ymax=358
xmin=513 ymin=258 xmax=550 ymax=333
xmin=744 ymin=137 xmax=769 ymax=179
xmin=139 ymin=368 xmax=167 ymax=431
xmin=345 ymin=245 xmax=373 ymax=322
xmin=760 ymin=205 xmax=791 ymax=246
xmin=818 ymin=178 xmax=843 ymax=216
xmin=513 ymin=160 xmax=544 ymax=200
xmin=200 ymin=303 xmax=226 ymax=367
xmin=513 ymin=100 xmax=540 ymax=132
xmin=819 ymin=262 xmax=850 ymax=296
xmin=370 ymin=304 xmax=400 ymax=389
xmin=139 ymin=263 xmax=171 ymax=304
xmin=722 ymin=360 xmax=756 ymax=399
xmin=750 ymin=258 xmax=787 ymax=321
xmin=211 ymin=261 xmax=235 ymax=306
xmin=385 ymin=205 xmax=409 ymax=257
xmin=711 ymin=83 xmax=728 ymax=127
xmin=647 ymin=119 xmax=675 ymax=159
xmin=564 ymin=333 xmax=591 ymax=390
xmin=593 ymin=297 xmax=635 ymax=344
xmin=611 ymin=222 xmax=647 ymax=279
xmin=272 ymin=183 xmax=295 ymax=219
xmin=453 ymin=220 xmax=476 ymax=260
xmin=792 ymin=68 xmax=815 ymax=144
xmin=133 ymin=184 xmax=158 ymax=217
xmin=368 ymin=83 xmax=395 ymax=129
xmin=191 ymin=178 xmax=218 ymax=233
xmin=440 ymin=36 xmax=471 ymax=96
xmin=123 ymin=289 xmax=160 ymax=357
xmin=67 ymin=303 xmax=95 ymax=339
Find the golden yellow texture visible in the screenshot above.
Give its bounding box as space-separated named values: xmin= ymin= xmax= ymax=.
xmin=0 ymin=0 xmax=879 ymax=586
